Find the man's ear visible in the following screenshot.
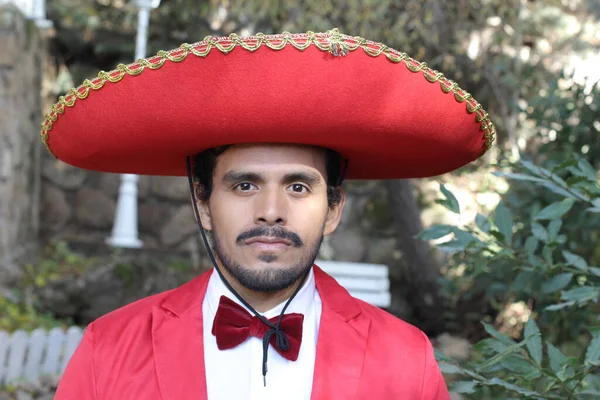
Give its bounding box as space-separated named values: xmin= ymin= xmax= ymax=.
xmin=191 ymin=182 xmax=213 ymax=231
xmin=323 ymin=188 xmax=347 ymax=236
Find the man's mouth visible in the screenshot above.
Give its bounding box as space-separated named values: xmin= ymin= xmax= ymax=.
xmin=243 ymin=236 xmax=293 ymax=252
xmin=236 ymin=227 xmax=303 ymax=247
xmin=244 ymin=236 xmax=292 ymax=246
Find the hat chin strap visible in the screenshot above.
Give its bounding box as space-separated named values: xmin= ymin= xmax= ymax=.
xmin=185 ymin=156 xmax=310 ymax=387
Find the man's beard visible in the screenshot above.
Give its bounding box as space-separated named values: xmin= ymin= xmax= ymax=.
xmin=212 ymin=225 xmax=324 ymax=293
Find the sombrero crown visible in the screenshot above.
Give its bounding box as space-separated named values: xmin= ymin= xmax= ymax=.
xmin=41 ymin=29 xmax=495 ymax=179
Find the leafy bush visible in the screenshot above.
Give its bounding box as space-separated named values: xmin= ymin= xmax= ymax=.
xmin=0 ymin=241 xmax=89 ymax=333
xmin=0 ymin=293 xmax=67 ymax=333
xmin=424 ymin=157 xmax=600 ymax=398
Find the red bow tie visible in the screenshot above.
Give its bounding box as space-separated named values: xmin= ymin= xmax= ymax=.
xmin=211 ymin=295 xmax=304 ymax=361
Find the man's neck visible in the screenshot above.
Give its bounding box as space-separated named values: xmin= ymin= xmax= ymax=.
xmin=217 ymin=266 xmax=306 ymax=314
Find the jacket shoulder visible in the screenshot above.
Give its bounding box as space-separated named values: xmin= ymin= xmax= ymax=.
xmin=91 ymin=289 xmax=174 ymax=337
xmin=355 ymin=298 xmax=430 ymax=349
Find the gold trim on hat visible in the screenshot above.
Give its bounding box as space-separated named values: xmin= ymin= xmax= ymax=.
xmin=41 ymin=28 xmax=496 ymax=157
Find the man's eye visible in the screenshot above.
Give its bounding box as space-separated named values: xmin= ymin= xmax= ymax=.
xmin=236 ymin=182 xmax=256 ymax=191
xmin=288 ymin=184 xmax=308 ymax=193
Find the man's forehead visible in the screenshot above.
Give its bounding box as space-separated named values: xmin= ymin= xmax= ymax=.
xmin=214 ymin=143 xmax=328 ymax=170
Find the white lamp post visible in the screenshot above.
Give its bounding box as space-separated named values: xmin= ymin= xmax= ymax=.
xmin=106 ymin=0 xmax=161 ymax=248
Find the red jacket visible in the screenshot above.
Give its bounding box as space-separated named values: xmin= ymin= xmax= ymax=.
xmin=55 ymin=266 xmax=450 ymax=399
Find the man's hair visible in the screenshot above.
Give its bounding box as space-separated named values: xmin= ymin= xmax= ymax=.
xmin=193 ymin=145 xmax=344 ymax=208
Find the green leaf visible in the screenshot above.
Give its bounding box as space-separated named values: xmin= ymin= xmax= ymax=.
xmin=484 ymin=377 xmax=544 ymax=397
xmin=587 ymin=207 xmax=600 ymax=214
xmin=436 ymin=240 xmax=468 ymax=253
xmin=452 ymin=228 xmax=483 ymax=247
xmin=561 ymin=286 xmax=599 ymax=304
xmin=583 ymin=374 xmax=600 ymax=391
xmin=434 ymin=348 xmax=456 ymax=364
xmin=494 ymin=203 xmax=513 ymax=245
xmin=438 ymin=363 xmax=463 ymax=374
xmin=555 ymin=234 xmax=567 ymax=244
xmin=418 ymin=225 xmax=453 ymax=241
xmin=547 ymin=219 xmax=563 ymax=240
xmin=524 ymin=237 xmax=539 ymax=254
xmin=520 ymin=160 xmax=544 ymax=176
xmin=585 ymin=335 xmax=600 ymax=365
xmin=524 ymin=319 xmax=543 ymax=365
xmin=566 ymin=175 xmax=588 ymax=186
xmin=535 ymin=198 xmax=576 ymax=220
xmin=547 ymin=342 xmax=568 ymax=375
xmin=562 ymin=250 xmax=588 ymax=270
xmin=545 ymin=301 xmax=575 ymax=311
xmin=590 ymin=267 xmax=600 ymax=277
xmin=451 ymin=381 xmax=478 ymax=394
xmin=479 ymin=338 xmax=531 ymax=371
xmin=532 ymin=223 xmax=549 ymax=243
xmin=552 ymin=159 xmax=578 ymax=173
xmin=482 ymin=322 xmax=516 ymax=345
xmin=500 ymin=354 xmax=541 ymax=377
xmin=578 ymin=390 xmax=600 ymax=399
xmin=489 ymin=230 xmax=506 ymax=242
xmin=543 ymin=245 xmax=554 ymax=264
xmin=541 ymin=181 xmax=581 ymax=200
xmin=474 ymin=338 xmax=508 ymax=354
xmin=475 ymin=213 xmax=491 ymax=233
xmin=568 ymin=165 xmax=586 ymax=178
xmin=512 ymin=271 xmax=535 ymax=292
xmin=541 ymin=273 xmax=574 ymax=294
xmin=438 ymin=184 xmax=460 ymax=214
xmin=493 ymin=172 xmax=546 ymax=183
xmin=576 ymin=155 xmax=598 ymax=181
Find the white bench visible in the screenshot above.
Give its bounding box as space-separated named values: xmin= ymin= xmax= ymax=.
xmin=0 ymin=261 xmax=390 ymax=385
xmin=316 ymin=260 xmax=391 ymax=308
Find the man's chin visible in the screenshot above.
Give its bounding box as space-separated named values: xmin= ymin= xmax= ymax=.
xmin=257 ymin=253 xmax=281 ymax=263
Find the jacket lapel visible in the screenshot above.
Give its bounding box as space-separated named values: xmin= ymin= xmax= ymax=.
xmin=311 ymin=266 xmax=370 ymax=400
xmin=152 ymin=269 xmax=213 ymax=400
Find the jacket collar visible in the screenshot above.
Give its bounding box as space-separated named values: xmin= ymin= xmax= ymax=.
xmin=152 ymin=265 xmax=369 ymax=400
xmin=155 ymin=265 xmax=364 ymax=319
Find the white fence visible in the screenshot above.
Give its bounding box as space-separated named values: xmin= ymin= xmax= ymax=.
xmin=0 ymin=261 xmax=390 ymax=385
xmin=0 ymin=326 xmax=82 ymax=386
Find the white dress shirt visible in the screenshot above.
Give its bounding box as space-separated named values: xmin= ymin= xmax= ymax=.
xmin=203 ymin=267 xmax=322 ymax=400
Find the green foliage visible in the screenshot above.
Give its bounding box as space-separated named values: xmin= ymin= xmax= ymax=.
xmin=529 ymin=75 xmax=600 ymax=169
xmin=0 ymin=241 xmax=90 ymax=333
xmin=426 ymin=158 xmax=600 ymax=398
xmin=21 ymin=241 xmax=96 ymax=290
xmin=0 ymin=292 xmax=67 ymax=333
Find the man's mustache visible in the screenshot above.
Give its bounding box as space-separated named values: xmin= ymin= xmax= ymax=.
xmin=236 ymin=226 xmax=303 ymax=247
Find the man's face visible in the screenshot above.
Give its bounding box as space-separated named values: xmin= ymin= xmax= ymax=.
xmin=197 ymin=144 xmax=345 ymax=293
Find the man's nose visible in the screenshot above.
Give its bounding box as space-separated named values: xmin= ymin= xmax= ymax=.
xmin=254 ymin=186 xmax=287 ymax=226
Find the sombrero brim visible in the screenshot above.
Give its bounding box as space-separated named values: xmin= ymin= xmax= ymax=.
xmin=41 ymin=29 xmax=495 ymax=179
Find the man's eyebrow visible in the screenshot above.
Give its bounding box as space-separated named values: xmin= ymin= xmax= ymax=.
xmin=282 ymin=171 xmax=322 ymax=186
xmin=221 ymin=171 xmax=264 ymax=184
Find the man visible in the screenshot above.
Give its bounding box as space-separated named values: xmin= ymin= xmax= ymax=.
xmin=44 ymin=29 xmax=495 ymax=399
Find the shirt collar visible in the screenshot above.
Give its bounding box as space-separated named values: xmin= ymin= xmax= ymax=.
xmin=205 ymin=266 xmax=317 ymax=319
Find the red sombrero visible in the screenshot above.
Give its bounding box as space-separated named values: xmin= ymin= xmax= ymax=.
xmin=41 ymin=29 xmax=495 ymax=179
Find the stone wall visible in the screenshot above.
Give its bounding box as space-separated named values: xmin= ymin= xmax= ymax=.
xmin=40 ymin=157 xmax=206 ymax=264
xmin=0 ymin=5 xmax=43 ymax=284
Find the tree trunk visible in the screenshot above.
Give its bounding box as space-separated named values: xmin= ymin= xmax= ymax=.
xmin=385 ymin=179 xmax=445 ymax=335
